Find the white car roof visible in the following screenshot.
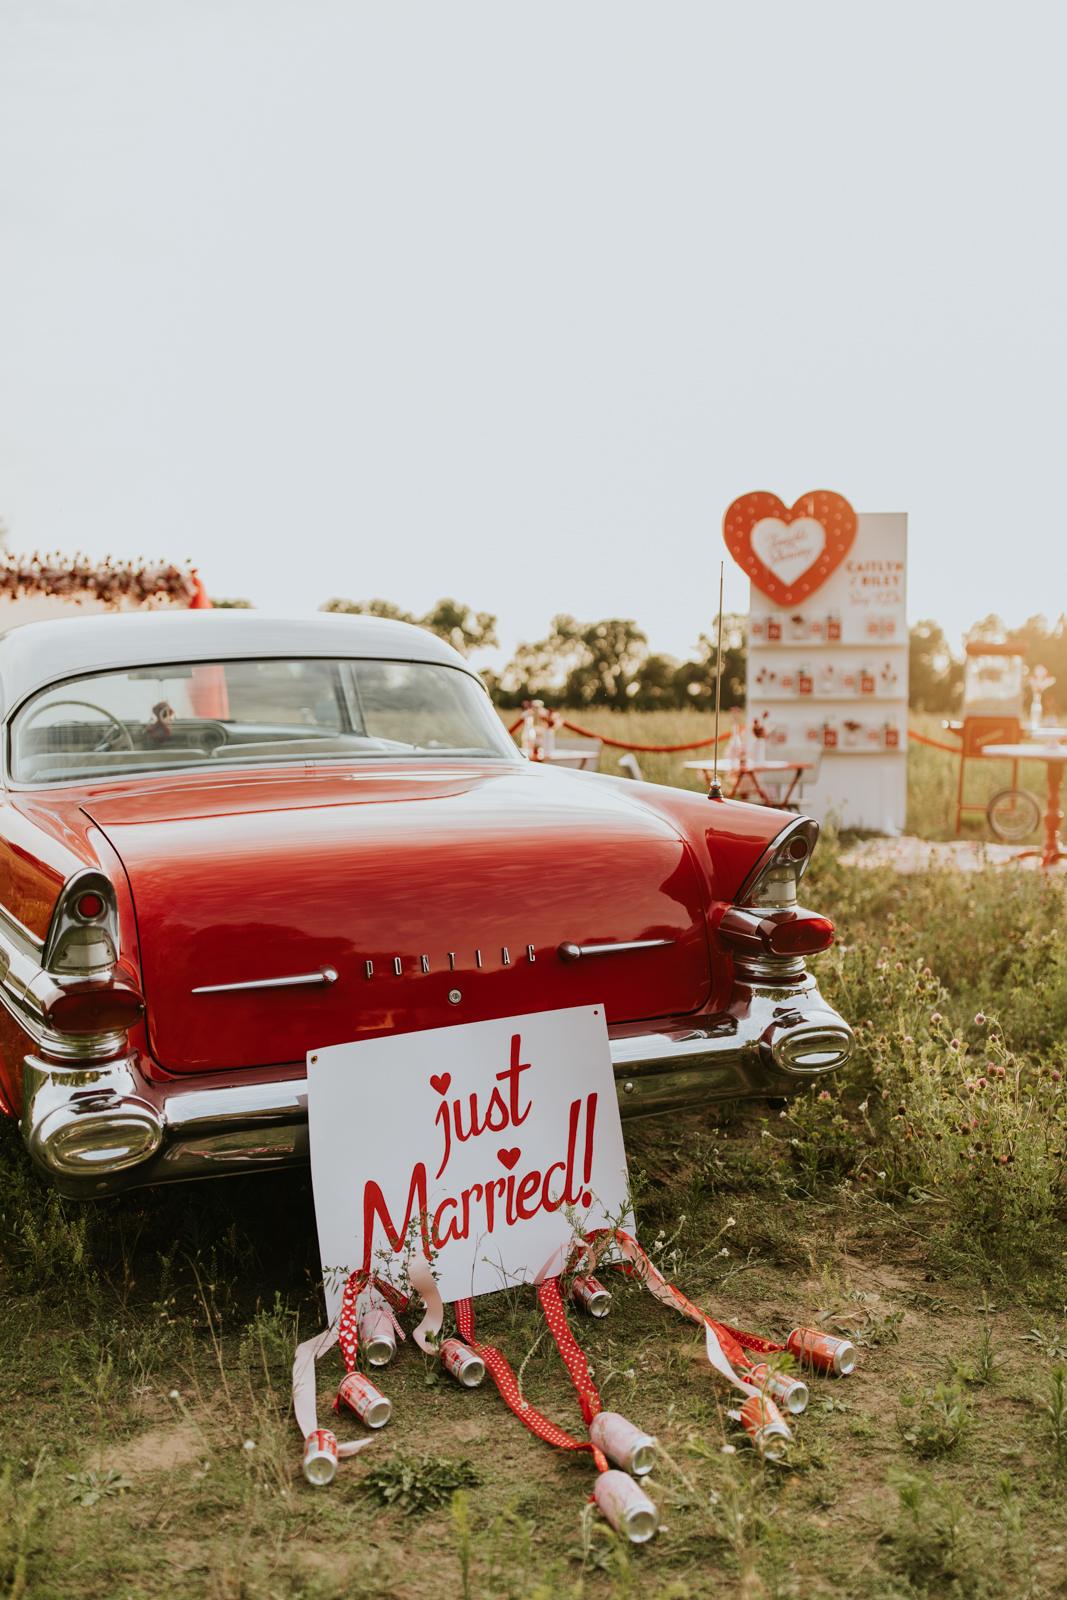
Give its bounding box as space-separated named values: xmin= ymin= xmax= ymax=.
xmin=0 ymin=610 xmax=483 ymax=718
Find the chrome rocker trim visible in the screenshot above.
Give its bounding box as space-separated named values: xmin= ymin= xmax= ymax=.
xmin=17 ymin=966 xmax=854 ymax=1200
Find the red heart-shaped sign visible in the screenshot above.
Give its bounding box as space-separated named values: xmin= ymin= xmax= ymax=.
xmin=429 ymin=1074 xmax=451 ymax=1096
xmin=496 ymin=1147 xmax=521 ymax=1170
xmin=723 ymin=490 xmax=857 ymax=607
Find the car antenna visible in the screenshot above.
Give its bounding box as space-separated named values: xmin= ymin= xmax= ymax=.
xmin=708 ymin=562 xmax=725 ymax=801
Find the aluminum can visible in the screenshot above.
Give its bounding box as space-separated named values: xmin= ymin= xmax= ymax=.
xmin=302 ymin=1428 xmax=338 ymax=1486
xmin=589 ymin=1412 xmax=657 ymax=1477
xmin=335 ymin=1370 xmax=392 ymax=1429
xmin=440 ymin=1337 xmax=486 ymax=1389
xmin=569 ymin=1275 xmax=612 ymax=1318
xmin=739 ymin=1395 xmax=792 ymax=1460
xmin=747 ymin=1363 xmax=810 ymax=1415
xmin=593 ymin=1470 xmax=660 ymax=1543
xmin=787 ymin=1327 xmax=856 ymax=1377
xmin=358 ymin=1303 xmax=397 ymax=1367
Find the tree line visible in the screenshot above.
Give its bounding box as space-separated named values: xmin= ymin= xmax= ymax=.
xmin=223 ymin=592 xmax=1067 ymax=718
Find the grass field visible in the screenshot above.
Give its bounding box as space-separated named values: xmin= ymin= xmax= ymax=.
xmin=2 ymin=743 xmax=1066 ymax=1597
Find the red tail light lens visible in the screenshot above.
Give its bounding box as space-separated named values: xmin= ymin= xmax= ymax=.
xmin=762 ymin=913 xmax=834 ymax=956
xmin=75 ymin=893 xmax=105 ymax=920
xmin=43 ymin=981 xmax=145 ymax=1036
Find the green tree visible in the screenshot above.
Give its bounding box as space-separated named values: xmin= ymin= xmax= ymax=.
xmin=670 ymin=615 xmax=747 ymax=715
xmin=501 ymin=615 xmax=648 ymax=710
xmin=909 ymin=620 xmax=963 ymax=713
xmin=319 ymin=598 xmax=497 ymax=659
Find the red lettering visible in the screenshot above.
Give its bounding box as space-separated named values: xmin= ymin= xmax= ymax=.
xmin=496 ymin=1035 xmax=532 ymax=1127
xmin=583 ymin=1092 xmax=597 ymax=1185
xmin=516 ymin=1170 xmax=542 ymax=1220
xmin=454 ymin=1095 xmax=483 ymax=1141
xmin=434 ymin=1098 xmax=451 ymax=1178
xmin=484 ymin=1087 xmax=510 ymax=1132
xmin=541 ymin=1161 xmax=565 ymax=1212
xmin=432 ymin=1197 xmax=460 ymax=1247
xmin=460 ymin=1184 xmax=483 ymax=1238
xmin=361 ymin=1164 xmax=429 ymax=1272
xmin=484 ymin=1176 xmax=506 ymax=1232
xmin=505 ymin=1173 xmax=517 ymax=1225
xmin=563 ymin=1098 xmax=583 ymax=1206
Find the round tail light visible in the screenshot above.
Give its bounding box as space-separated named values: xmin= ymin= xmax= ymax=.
xmin=76 ymin=893 xmax=105 ymax=920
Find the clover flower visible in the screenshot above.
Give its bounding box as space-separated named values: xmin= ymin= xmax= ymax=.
xmin=976 ymin=1077 xmax=988 ymax=1089
xmin=931 ymin=1012 xmax=942 ymax=1024
xmin=950 ymin=1039 xmax=961 ymax=1049
xmin=923 ymin=968 xmax=932 ymax=978
xmin=1053 ymin=1069 xmax=1063 ymax=1082
xmin=975 ymin=1013 xmax=986 ymax=1026
xmin=818 ymin=1090 xmax=832 ymax=1102
xmin=903 ymin=1036 xmax=914 ymax=1044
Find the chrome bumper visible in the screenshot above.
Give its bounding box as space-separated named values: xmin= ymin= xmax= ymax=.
xmin=20 ymin=965 xmax=853 ymax=1199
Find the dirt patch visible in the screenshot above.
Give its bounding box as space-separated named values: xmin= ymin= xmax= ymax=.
xmin=101 ymin=1422 xmax=203 ymax=1475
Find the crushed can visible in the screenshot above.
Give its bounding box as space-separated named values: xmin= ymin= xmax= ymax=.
xmin=747 ymin=1363 xmax=810 ymax=1415
xmin=593 ymin=1469 xmax=660 ymax=1543
xmin=358 ymin=1303 xmax=397 ymax=1367
xmin=787 ymin=1327 xmax=857 ymax=1377
xmin=441 ymin=1337 xmax=486 ymax=1388
xmin=302 ymin=1428 xmax=339 ymax=1486
xmin=739 ymin=1395 xmax=792 ymax=1460
xmin=589 ymin=1411 xmax=658 ymax=1477
xmin=569 ymin=1274 xmax=612 ymax=1318
xmin=334 ymin=1370 xmax=392 ymax=1429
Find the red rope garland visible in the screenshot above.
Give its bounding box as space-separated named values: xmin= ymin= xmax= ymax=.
xmin=507 ymin=716 xmax=966 ymax=760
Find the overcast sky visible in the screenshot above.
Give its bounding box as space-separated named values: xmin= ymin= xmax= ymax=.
xmin=1 ymin=1 xmax=1064 ymax=670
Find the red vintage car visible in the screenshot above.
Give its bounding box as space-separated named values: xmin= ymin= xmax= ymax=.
xmin=0 ymin=611 xmax=853 ymax=1199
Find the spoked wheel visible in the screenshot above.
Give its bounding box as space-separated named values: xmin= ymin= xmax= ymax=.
xmin=987 ymin=788 xmax=1042 ymax=842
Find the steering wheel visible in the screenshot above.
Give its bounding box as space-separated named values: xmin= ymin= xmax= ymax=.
xmin=23 ymin=699 xmax=135 ymax=753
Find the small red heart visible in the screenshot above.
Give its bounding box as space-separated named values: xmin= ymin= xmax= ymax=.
xmin=430 ymin=1074 xmax=451 ymax=1096
xmin=723 ymin=489 xmax=857 ymax=607
xmin=496 ymin=1148 xmax=521 ymax=1170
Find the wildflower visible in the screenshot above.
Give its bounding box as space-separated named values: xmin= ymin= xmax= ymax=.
xmin=169 ymin=1390 xmax=180 ymax=1399
xmin=931 ymin=1012 xmax=942 ymax=1024
xmin=874 ymin=1064 xmax=883 ymax=1075
xmin=976 ymin=1077 xmax=988 ymax=1089
xmin=877 ymin=1171 xmax=886 ymax=1179
xmin=779 ymin=1109 xmax=788 ymax=1119
xmin=1053 ymin=1070 xmax=1063 ymax=1082
xmin=719 ymin=1248 xmax=729 ymax=1257
xmin=903 ymin=1036 xmax=914 ymax=1044
xmin=243 ymin=1440 xmax=256 ymax=1452
xmin=994 ymin=1065 xmax=1006 ymax=1078
xmin=923 ymin=967 xmax=932 ymax=978
xmin=790 ymin=1138 xmax=800 ymax=1147
xmin=895 ymin=962 xmax=903 ymax=970
xmin=761 ymin=1129 xmax=770 ymax=1138
xmin=882 ymin=1089 xmax=889 ymax=1099
xmin=727 ymin=1216 xmax=736 ymax=1226
xmin=966 ymin=1080 xmax=975 ymax=1092
xmin=865 ymin=1020 xmax=873 ymax=1030
xmin=858 ymin=1101 xmax=869 ymax=1114
xmin=975 ymin=1013 xmax=986 ymax=1026
xmin=999 ymin=1154 xmax=1008 ymax=1165
xmin=722 ymin=1445 xmax=736 ymax=1455
xmin=950 ymin=1039 xmax=960 ymax=1049
xmin=818 ymin=1090 xmax=832 ymax=1102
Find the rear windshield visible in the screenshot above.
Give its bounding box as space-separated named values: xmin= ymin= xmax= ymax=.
xmin=11 ymin=658 xmax=518 ymax=784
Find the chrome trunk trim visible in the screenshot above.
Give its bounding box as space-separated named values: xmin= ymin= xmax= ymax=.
xmin=19 ymin=972 xmax=854 ymax=1199
xmin=191 ymin=966 xmax=339 ymax=994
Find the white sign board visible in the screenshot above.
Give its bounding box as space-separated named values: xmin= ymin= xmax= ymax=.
xmin=308 ymin=1005 xmax=631 ymax=1321
xmin=746 ymin=512 xmax=909 ymax=834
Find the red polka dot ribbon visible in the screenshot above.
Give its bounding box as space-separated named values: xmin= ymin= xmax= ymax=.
xmin=454 ymin=1296 xmax=610 ymax=1473
xmin=337 ymin=1272 xmax=410 ymax=1374
xmin=584 ymin=1228 xmax=785 ymax=1375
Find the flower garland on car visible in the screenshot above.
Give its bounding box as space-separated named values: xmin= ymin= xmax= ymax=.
xmin=292 ymin=1231 xmax=855 ymax=1536
xmin=0 ymin=554 xmax=197 ymax=608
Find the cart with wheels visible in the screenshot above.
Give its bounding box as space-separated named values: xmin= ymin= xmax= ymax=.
xmin=947 ymin=641 xmax=1040 ymax=840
